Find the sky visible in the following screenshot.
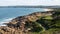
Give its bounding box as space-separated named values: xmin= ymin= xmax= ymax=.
xmin=0 ymin=0 xmax=60 ymax=6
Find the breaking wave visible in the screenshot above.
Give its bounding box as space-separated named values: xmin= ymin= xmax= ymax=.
xmin=0 ymin=17 xmax=15 ymax=26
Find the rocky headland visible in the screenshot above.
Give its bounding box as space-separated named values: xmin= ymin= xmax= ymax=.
xmin=0 ymin=9 xmax=60 ymax=34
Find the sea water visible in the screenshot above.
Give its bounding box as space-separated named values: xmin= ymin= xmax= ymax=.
xmin=0 ymin=8 xmax=46 ymax=26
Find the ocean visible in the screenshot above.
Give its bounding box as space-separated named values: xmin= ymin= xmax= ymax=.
xmin=0 ymin=8 xmax=46 ymax=26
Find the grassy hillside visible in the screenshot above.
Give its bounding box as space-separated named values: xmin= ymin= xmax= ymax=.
xmin=29 ymin=9 xmax=60 ymax=34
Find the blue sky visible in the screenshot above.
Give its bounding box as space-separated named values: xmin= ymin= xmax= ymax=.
xmin=0 ymin=0 xmax=60 ymax=6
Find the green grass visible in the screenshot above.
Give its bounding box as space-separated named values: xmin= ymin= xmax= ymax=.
xmin=40 ymin=28 xmax=60 ymax=34
xmin=43 ymin=16 xmax=53 ymax=19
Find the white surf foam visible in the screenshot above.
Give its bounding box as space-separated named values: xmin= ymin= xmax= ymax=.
xmin=0 ymin=17 xmax=15 ymax=26
xmin=44 ymin=9 xmax=53 ymax=11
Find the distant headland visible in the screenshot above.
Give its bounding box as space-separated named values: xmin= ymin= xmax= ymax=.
xmin=0 ymin=6 xmax=60 ymax=8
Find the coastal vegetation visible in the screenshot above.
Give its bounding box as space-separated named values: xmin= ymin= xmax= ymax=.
xmin=0 ymin=8 xmax=60 ymax=34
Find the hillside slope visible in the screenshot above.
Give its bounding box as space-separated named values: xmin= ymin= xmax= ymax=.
xmin=0 ymin=9 xmax=60 ymax=34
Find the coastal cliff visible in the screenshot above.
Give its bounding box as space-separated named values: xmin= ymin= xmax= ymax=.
xmin=0 ymin=10 xmax=60 ymax=34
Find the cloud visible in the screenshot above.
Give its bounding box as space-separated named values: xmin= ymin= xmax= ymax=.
xmin=0 ymin=0 xmax=60 ymax=6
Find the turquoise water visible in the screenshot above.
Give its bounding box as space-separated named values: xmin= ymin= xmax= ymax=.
xmin=0 ymin=8 xmax=45 ymax=26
